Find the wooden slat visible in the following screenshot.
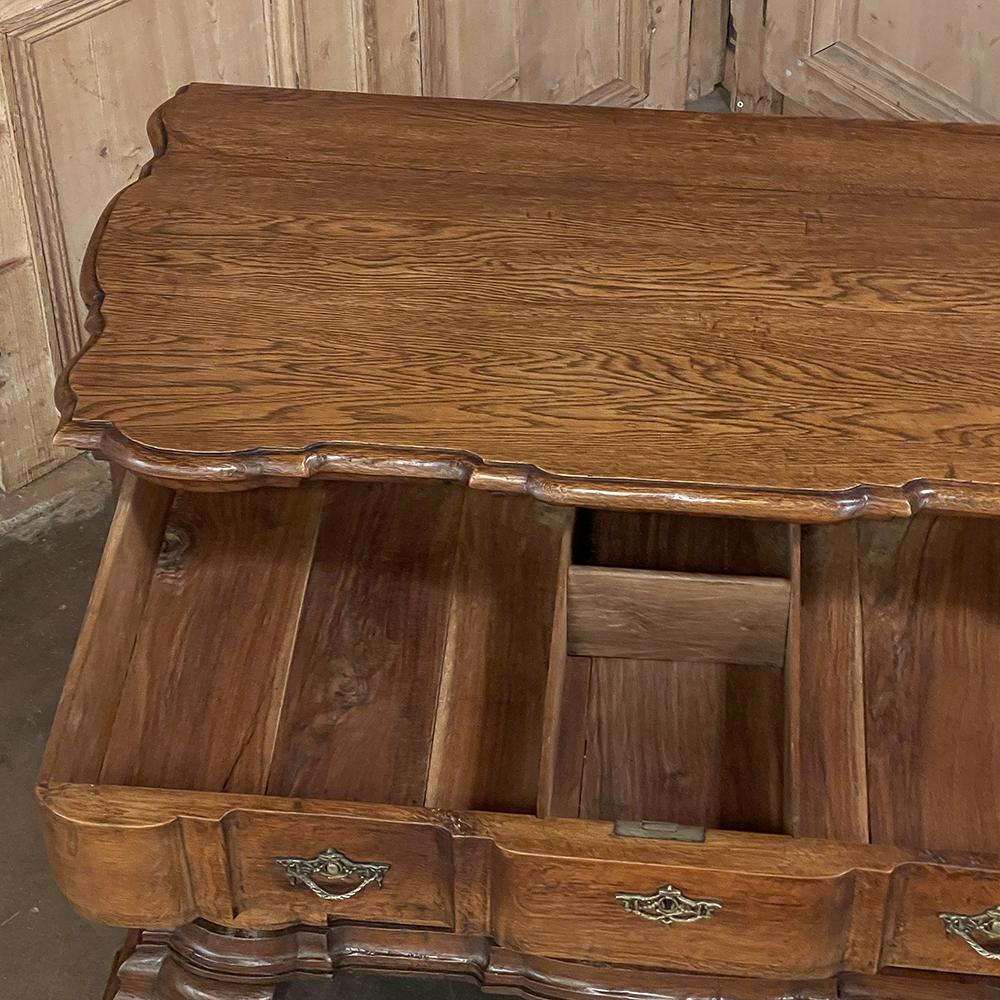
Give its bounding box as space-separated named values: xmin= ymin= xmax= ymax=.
xmin=575 ymin=656 xmax=784 ymax=831
xmin=425 ymin=493 xmax=573 ymax=813
xmin=862 ymin=516 xmax=1000 ymax=853
xmin=536 ymin=509 xmax=577 ymax=818
xmin=686 ymin=0 xmax=728 ymax=101
xmin=791 ymin=523 xmax=869 ymax=841
xmin=584 ymin=510 xmax=790 ymax=576
xmin=266 ymin=481 xmax=465 ymax=804
xmin=567 ymin=565 xmax=790 ymax=666
xmin=40 ymin=473 xmax=172 ymax=784
xmin=98 ymin=487 xmax=324 ymax=794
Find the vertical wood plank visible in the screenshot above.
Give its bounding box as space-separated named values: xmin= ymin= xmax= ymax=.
xmin=730 ymin=0 xmax=783 ymax=112
xmin=585 ymin=510 xmax=789 ymax=576
xmin=266 ymin=481 xmax=465 ymax=804
xmin=792 ymin=522 xmax=869 ymax=841
xmin=536 ymin=509 xmax=575 ymax=817
xmin=862 ymin=516 xmax=1000 ymax=853
xmin=425 ymin=493 xmax=573 ymax=812
xmin=687 ymin=0 xmax=728 ymax=100
xmin=580 ymin=657 xmax=726 ymax=825
xmin=40 ymin=474 xmax=173 ymax=783
xmin=99 ymin=487 xmax=324 ymax=794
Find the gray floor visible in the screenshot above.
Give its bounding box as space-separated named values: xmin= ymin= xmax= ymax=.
xmin=0 ymin=460 xmax=122 ymax=997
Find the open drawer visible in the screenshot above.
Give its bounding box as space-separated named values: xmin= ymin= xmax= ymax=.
xmin=38 ymin=476 xmax=1000 ymax=980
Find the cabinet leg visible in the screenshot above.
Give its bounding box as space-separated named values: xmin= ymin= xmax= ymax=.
xmin=109 ymin=925 xmax=295 ymax=1000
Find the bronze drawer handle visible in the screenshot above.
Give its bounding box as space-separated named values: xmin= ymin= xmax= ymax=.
xmin=616 ymin=884 xmax=721 ymax=927
xmin=940 ymin=905 xmax=1000 ymax=961
xmin=276 ymin=847 xmax=390 ymax=902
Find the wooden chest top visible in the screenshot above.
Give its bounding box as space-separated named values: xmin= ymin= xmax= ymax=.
xmin=58 ymin=83 xmax=1000 ymax=520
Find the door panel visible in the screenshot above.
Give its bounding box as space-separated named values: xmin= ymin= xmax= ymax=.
xmin=765 ymin=0 xmax=1000 ymax=120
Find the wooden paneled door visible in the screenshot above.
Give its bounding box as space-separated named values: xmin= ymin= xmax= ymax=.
xmin=762 ymin=0 xmax=1000 ymax=119
xmin=1 ymin=0 xmax=704 ymax=491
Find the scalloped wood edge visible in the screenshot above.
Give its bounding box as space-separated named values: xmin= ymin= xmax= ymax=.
xmin=54 ymin=87 xmax=1000 ymax=523
xmin=112 ymin=922 xmax=1000 ymax=1000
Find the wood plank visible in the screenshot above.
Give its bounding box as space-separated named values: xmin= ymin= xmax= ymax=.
xmin=567 ymin=565 xmax=790 ymax=666
xmin=791 ymin=522 xmax=869 ymax=841
xmin=862 ymin=516 xmax=1000 ymax=853
xmin=266 ymin=481 xmax=465 ymax=804
xmin=730 ymin=0 xmax=783 ymax=113
xmin=425 ymin=493 xmax=573 ymax=812
xmin=583 ymin=511 xmax=790 ymax=576
xmin=686 ymin=0 xmax=728 ymax=100
xmin=536 ymin=512 xmax=578 ymax=817
xmin=576 ymin=657 xmax=783 ymax=831
xmin=40 ymin=473 xmax=172 ymax=784
xmin=537 ymin=656 xmax=591 ymax=819
xmin=98 ymin=487 xmax=324 ymax=794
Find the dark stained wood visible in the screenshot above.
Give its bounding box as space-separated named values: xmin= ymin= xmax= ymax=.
xmin=98 ymin=488 xmax=324 ymax=793
xmin=582 ymin=512 xmax=790 ymax=577
xmin=57 ymin=84 xmax=1000 ymax=519
xmin=567 ymin=565 xmax=790 ymax=666
xmin=861 ymin=516 xmax=1000 ymax=854
xmin=573 ymin=658 xmax=783 ymax=832
xmin=424 ymin=493 xmax=573 ymax=812
xmin=791 ymin=523 xmax=869 ymax=841
xmin=535 ymin=515 xmax=576 ymax=819
xmin=108 ymin=923 xmax=1000 ymax=1000
xmin=266 ymin=481 xmax=465 ymax=804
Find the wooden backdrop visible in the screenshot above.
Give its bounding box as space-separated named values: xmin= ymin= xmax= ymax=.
xmin=2 ymin=0 xmax=997 ymax=490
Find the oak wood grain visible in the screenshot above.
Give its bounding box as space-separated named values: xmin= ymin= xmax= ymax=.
xmin=266 ymin=481 xmax=465 ymax=804
xmin=57 ymin=83 xmax=1000 ymax=518
xmin=861 ymin=516 xmax=1000 ymax=853
xmin=98 ymin=487 xmax=324 ymax=793
xmin=567 ymin=565 xmax=790 ymax=665
xmin=789 ymin=523 xmax=869 ymax=841
xmin=425 ymin=493 xmax=573 ymax=812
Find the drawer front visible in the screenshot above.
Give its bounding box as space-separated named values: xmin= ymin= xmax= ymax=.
xmin=222 ymin=810 xmax=454 ymax=930
xmin=490 ymin=852 xmax=857 ymax=979
xmin=884 ymin=864 xmax=1000 ymax=975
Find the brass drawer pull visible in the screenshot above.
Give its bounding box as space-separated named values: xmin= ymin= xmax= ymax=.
xmin=276 ymin=847 xmax=390 ymax=902
xmin=616 ymin=884 xmax=721 ymax=927
xmin=940 ymin=905 xmax=1000 ymax=961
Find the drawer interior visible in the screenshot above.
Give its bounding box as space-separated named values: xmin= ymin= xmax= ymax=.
xmin=43 ymin=475 xmax=1000 ymax=854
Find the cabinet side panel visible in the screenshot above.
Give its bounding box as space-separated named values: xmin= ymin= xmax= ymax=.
xmin=862 ymin=516 xmax=1000 ymax=852
xmin=41 ymin=473 xmax=172 ymax=784
xmin=98 ymin=486 xmax=324 ymax=794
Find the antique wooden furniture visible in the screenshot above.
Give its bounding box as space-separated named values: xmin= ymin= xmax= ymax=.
xmin=43 ymin=84 xmax=1000 ymax=999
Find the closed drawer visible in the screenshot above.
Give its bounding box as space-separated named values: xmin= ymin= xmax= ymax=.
xmin=492 ymin=852 xmax=856 ymax=980
xmin=883 ymin=864 xmax=1000 ymax=976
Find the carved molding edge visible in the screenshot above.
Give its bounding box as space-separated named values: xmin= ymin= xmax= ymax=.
xmin=112 ymin=921 xmax=831 ymax=1000
xmin=55 ymin=85 xmax=1000 ymax=523
xmin=109 ymin=921 xmax=1000 ymax=1000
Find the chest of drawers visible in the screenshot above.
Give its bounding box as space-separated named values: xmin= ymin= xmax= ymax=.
xmin=42 ymin=83 xmax=1000 ymax=999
